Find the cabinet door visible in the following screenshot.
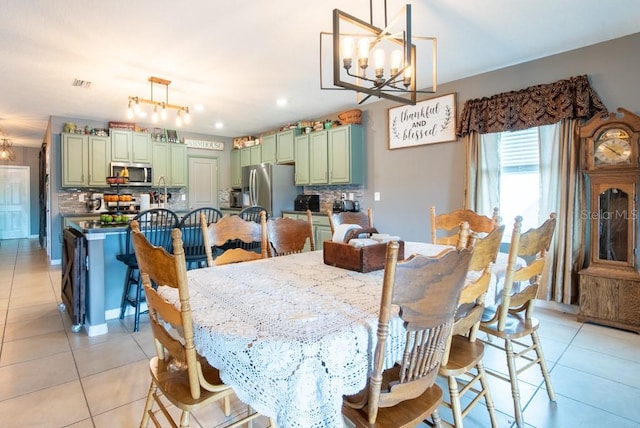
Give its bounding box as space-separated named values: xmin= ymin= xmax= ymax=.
xmin=261 ymin=134 xmax=277 ymax=164
xmin=313 ymin=216 xmax=333 ymax=248
xmin=277 ymin=129 xmax=295 ymax=163
xmin=110 ymin=130 xmax=131 ymax=162
xmin=250 ymin=145 xmax=262 ymax=165
xmin=294 ymin=134 xmax=310 ymax=185
xmin=132 ymin=132 xmax=152 ymax=163
xmin=329 ymin=125 xmax=364 ymax=185
xmin=62 ymin=134 xmax=88 ymax=187
xmin=152 ymin=142 xmax=170 ymax=184
xmin=170 ymin=144 xmax=188 ymax=187
xmin=240 ymin=147 xmax=251 ymax=167
xmin=231 ymin=150 xmax=241 ymax=188
xmin=87 ymin=136 xmax=111 ymax=186
xmin=309 ymin=131 xmax=329 ymax=184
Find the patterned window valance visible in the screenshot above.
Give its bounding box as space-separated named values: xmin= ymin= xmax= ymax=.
xmin=456 ymin=75 xmax=607 ymax=137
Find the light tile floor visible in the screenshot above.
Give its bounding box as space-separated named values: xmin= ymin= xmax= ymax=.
xmin=1 ymin=238 xmax=639 ymax=427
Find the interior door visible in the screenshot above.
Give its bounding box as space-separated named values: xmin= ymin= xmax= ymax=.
xmin=188 ymin=156 xmax=218 ymax=209
xmin=0 ymin=166 xmax=30 ymax=239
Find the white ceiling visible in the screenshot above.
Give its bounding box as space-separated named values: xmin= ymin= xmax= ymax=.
xmin=1 ymin=0 xmax=639 ymax=148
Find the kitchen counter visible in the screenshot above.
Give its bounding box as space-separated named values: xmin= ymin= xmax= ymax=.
xmin=70 ymin=220 xmax=129 ymax=233
xmin=282 ymin=210 xmax=327 ymax=216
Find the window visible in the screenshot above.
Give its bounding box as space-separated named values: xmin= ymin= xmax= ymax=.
xmin=498 ymin=128 xmax=541 ymax=236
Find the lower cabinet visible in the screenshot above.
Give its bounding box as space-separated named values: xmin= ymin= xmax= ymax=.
xmin=282 ymin=212 xmax=332 ymax=251
xmin=152 ymin=142 xmax=188 ymax=187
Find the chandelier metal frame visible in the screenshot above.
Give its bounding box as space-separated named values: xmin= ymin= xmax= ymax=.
xmin=320 ymin=2 xmax=437 ymax=105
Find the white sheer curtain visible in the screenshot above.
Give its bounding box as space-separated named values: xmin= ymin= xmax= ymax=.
xmin=467 ymin=121 xmax=582 ymax=303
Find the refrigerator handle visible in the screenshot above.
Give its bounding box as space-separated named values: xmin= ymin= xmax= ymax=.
xmin=250 ymin=169 xmax=256 ymax=206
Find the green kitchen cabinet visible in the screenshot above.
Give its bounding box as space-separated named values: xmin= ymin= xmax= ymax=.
xmin=231 ymin=149 xmax=241 ymax=188
xmin=152 ymin=142 xmax=187 ymax=187
xmin=304 ymin=125 xmax=364 ymax=185
xmin=250 ymin=145 xmax=262 ymax=165
xmin=328 ymin=125 xmax=364 ymax=185
xmin=282 ymin=212 xmax=332 ymax=251
xmin=111 ymin=130 xmax=152 ymax=163
xmin=276 ymin=129 xmax=296 ymax=163
xmin=294 ymin=134 xmax=310 ymax=185
xmin=261 ymin=134 xmax=277 ymax=163
xmin=240 ymin=147 xmax=251 ymax=167
xmin=309 ymin=130 xmax=329 ymax=184
xmin=61 ymin=133 xmax=111 ymax=187
xmin=61 ymin=133 xmax=88 ymax=187
xmin=262 ymin=129 xmax=297 ymax=164
xmin=87 ymin=135 xmax=111 ymax=186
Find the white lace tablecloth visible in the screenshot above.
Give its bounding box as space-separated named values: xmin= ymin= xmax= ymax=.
xmin=158 ymin=242 xmax=514 ymax=427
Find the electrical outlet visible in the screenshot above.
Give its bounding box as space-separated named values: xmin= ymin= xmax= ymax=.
xmin=181 ymin=194 xmax=186 ymax=201
xmin=341 ymin=192 xmax=347 ymax=200
xmin=78 ymin=194 xmax=85 ymax=202
xmin=374 ymin=192 xmax=381 ymax=201
xmin=348 ymin=193 xmax=354 ymax=201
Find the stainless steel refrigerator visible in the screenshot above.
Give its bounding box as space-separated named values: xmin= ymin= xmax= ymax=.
xmin=241 ymin=163 xmax=300 ymax=217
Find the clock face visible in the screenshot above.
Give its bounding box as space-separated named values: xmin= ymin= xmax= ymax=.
xmin=594 ymin=128 xmax=632 ymax=165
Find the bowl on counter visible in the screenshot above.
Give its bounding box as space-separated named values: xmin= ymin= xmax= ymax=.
xmin=106 ymin=176 xmax=128 ymax=184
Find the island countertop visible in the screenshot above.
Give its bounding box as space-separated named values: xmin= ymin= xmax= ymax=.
xmin=68 ymin=219 xmax=129 ymax=234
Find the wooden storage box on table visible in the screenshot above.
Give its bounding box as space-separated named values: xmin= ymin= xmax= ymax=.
xmin=323 ymin=240 xmax=404 ymax=273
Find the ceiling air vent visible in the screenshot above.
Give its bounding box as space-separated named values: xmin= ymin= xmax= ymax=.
xmin=72 ymin=78 xmax=92 ymax=89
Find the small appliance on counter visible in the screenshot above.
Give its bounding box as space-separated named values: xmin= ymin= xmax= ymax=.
xmin=86 ymin=193 xmax=109 ymax=213
xmin=332 ymin=199 xmax=360 ymax=212
xmin=294 ymin=194 xmax=320 ymax=212
xmin=230 ymin=190 xmax=243 ymax=208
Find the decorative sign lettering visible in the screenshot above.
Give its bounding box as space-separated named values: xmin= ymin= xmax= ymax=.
xmin=184 ymin=139 xmax=225 ymax=151
xmin=387 ymin=93 xmax=457 ymax=149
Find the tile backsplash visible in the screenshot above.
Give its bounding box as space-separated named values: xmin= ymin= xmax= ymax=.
xmin=302 ymin=185 xmax=364 ymax=213
xmin=58 ymin=188 xmax=189 ymax=215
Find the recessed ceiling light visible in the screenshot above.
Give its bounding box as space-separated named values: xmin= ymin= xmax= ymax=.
xmin=194 ymin=104 xmax=204 ymax=112
xmin=215 ymin=121 xmax=224 ymax=129
xmin=276 ymin=98 xmax=288 ymax=107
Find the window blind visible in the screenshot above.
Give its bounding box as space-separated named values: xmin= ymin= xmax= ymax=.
xmin=500 ymin=128 xmax=539 ymax=173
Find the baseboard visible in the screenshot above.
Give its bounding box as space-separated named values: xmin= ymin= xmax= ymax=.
xmin=105 ymin=303 xmax=148 ymax=321
xmin=535 ymin=299 xmax=579 ymax=315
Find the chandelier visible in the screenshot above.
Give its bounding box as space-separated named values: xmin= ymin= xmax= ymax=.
xmin=320 ymin=1 xmax=437 ymax=105
xmin=127 ymin=76 xmax=191 ymax=127
xmin=0 ymin=133 xmax=16 ymax=162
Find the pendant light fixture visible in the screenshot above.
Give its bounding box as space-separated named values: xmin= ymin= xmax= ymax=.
xmin=320 ymin=1 xmax=437 ymax=105
xmin=127 ymin=77 xmax=191 ymax=126
xmin=0 ymin=129 xmax=17 ymax=162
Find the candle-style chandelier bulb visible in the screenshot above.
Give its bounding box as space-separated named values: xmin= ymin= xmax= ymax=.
xmin=183 ymin=108 xmax=191 ymax=125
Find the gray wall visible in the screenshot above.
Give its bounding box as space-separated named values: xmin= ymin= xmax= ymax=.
xmin=356 ymin=32 xmax=640 ymax=242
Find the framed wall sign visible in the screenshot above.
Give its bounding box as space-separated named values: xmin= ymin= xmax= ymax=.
xmin=388 ymin=93 xmax=457 ymax=149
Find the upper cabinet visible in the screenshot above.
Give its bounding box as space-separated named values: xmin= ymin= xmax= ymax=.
xmin=111 ymin=130 xmax=152 ymax=164
xmin=152 ymin=142 xmax=188 ymax=187
xmin=300 ymin=125 xmax=364 ymax=186
xmin=294 ymin=134 xmax=310 ymax=185
xmin=231 ymin=149 xmax=241 ymax=188
xmin=259 ymin=129 xmax=298 ymax=164
xmin=61 ymin=133 xmax=111 ymax=187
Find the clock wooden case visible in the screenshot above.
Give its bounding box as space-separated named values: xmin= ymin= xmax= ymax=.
xmin=578 ymin=108 xmax=640 ymax=333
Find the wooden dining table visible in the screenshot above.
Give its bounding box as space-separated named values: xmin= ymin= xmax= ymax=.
xmin=158 ymin=242 xmax=517 ymax=427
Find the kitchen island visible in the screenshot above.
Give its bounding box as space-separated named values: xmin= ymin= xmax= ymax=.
xmin=65 ymin=219 xmax=130 ymax=336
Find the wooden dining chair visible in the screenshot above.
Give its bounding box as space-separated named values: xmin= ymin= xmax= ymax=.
xmin=436 ymin=224 xmax=505 ymax=427
xmin=267 ymin=210 xmax=315 ymax=256
xmin=430 ymin=206 xmax=500 ymax=246
xmin=178 ymin=207 xmax=223 ymax=269
xmin=201 ymin=211 xmax=268 ymax=266
xmin=342 ymin=242 xmax=473 ymax=427
xmin=479 ymin=214 xmax=557 ymax=428
xmin=327 ymin=208 xmax=373 ymax=234
xmin=117 ymin=208 xmax=179 ymax=332
xmin=130 ymin=221 xmax=270 ymax=428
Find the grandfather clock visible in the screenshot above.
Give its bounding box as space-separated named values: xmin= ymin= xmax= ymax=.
xmin=578 ymin=108 xmax=640 ymax=333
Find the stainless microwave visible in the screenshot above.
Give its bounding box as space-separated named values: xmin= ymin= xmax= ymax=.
xmin=110 ymin=162 xmax=153 ymax=186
